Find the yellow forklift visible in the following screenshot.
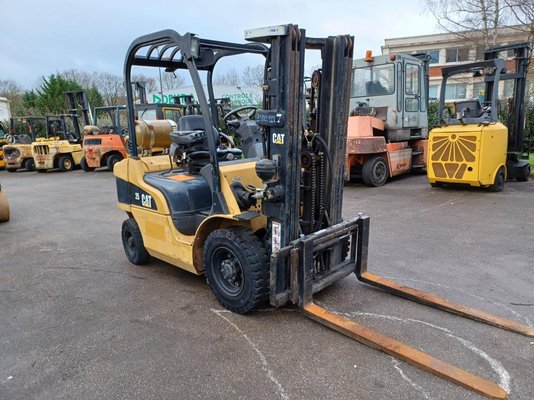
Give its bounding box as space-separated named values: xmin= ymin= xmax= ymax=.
xmin=3 ymin=116 xmax=46 ymax=172
xmin=114 ymin=26 xmax=532 ymax=398
xmin=32 ymin=91 xmax=90 ymax=172
xmin=428 ymin=42 xmax=531 ymax=190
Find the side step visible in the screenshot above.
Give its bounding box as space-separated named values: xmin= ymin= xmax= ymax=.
xmin=303 ymin=302 xmax=507 ymax=399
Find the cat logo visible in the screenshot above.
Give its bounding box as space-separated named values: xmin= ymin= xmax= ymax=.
xmin=272 ymin=133 xmax=285 ymax=145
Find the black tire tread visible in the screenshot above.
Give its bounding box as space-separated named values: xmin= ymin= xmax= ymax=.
xmin=362 ymin=156 xmax=388 ymax=187
xmin=80 ymin=157 xmax=94 ymax=172
xmin=121 ymin=218 xmax=150 ymax=265
xmin=23 ymin=158 xmax=35 ymax=171
xmin=58 ymin=155 xmax=74 ymax=172
xmin=204 ymin=226 xmax=269 ymax=314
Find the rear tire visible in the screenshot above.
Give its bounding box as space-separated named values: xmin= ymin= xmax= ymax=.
xmin=23 ymin=158 xmax=35 ymax=171
xmin=58 ymin=155 xmax=74 ymax=172
xmin=80 ymin=157 xmax=94 ymax=172
xmin=121 ymin=218 xmax=150 ymax=265
xmin=107 ymin=154 xmax=122 ymax=171
xmin=430 ymin=182 xmax=443 ymax=188
xmin=204 ymin=227 xmax=269 ymax=314
xmin=488 ymin=167 xmax=505 ymax=192
xmin=362 ymin=156 xmax=389 ymax=187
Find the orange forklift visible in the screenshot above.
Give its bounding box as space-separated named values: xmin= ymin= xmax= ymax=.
xmin=346 ymin=52 xmax=430 ymax=186
xmin=81 ymin=106 xmax=129 ymax=171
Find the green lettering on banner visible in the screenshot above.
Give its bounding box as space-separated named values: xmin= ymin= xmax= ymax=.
xmin=151 ymin=93 xmax=196 ymax=104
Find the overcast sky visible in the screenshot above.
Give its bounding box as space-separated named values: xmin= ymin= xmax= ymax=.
xmin=1 ymin=0 xmax=439 ymax=89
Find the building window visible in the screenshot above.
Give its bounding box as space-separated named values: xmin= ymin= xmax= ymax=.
xmin=427 ymin=49 xmax=440 ymax=64
xmin=446 ymin=47 xmax=469 ymax=63
xmin=445 ymin=83 xmax=467 ymax=100
xmin=429 ymin=85 xmax=439 ymax=100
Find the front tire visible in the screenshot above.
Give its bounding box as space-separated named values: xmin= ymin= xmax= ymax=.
xmin=204 ymin=227 xmax=269 ymax=314
xmin=6 ymin=168 xmax=17 ymax=173
xmin=23 ymin=158 xmax=35 ymax=171
xmin=121 ymin=218 xmax=150 ymax=265
xmin=488 ymin=167 xmax=505 ymax=192
xmin=58 ymin=155 xmax=74 ymax=172
xmin=80 ymin=157 xmax=95 ymax=172
xmin=362 ymin=156 xmax=389 ymax=187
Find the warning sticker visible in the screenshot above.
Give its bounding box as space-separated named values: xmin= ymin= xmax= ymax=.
xmin=272 ymin=221 xmax=281 ymax=253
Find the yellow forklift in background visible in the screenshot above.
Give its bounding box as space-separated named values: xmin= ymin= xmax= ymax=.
xmin=428 ymin=42 xmax=531 ymax=190
xmin=114 ymin=26 xmax=532 ymax=399
xmin=32 ymin=91 xmax=90 ymax=172
xmin=4 ymin=116 xmax=46 ymax=172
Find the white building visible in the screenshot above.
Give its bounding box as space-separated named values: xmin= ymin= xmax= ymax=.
xmin=381 ymin=26 xmax=534 ymax=101
xmin=0 ymin=97 xmax=11 ymax=121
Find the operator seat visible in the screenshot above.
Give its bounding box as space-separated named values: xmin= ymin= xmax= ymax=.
xmin=171 ymin=115 xmax=242 ymax=174
xmin=455 ymin=100 xmax=483 ymax=118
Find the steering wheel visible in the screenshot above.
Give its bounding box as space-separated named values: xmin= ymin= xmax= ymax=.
xmin=223 ymin=106 xmax=258 ymax=123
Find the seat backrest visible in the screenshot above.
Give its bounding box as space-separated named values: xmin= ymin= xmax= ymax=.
xmin=456 ymin=100 xmax=482 ymax=118
xmin=179 ymin=115 xmax=205 ymax=131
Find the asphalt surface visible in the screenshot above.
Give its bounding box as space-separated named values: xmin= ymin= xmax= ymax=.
xmin=0 ymin=168 xmax=533 ymax=400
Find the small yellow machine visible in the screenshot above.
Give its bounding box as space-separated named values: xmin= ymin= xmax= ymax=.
xmin=428 ymin=43 xmax=531 ymax=190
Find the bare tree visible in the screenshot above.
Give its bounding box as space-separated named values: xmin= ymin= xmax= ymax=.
xmin=59 ymin=69 xmax=96 ymax=89
xmin=95 ymin=72 xmax=126 ymax=106
xmin=161 ymin=71 xmax=185 ymax=90
xmin=213 ymin=69 xmax=241 ymax=86
xmin=424 ymin=0 xmax=512 ymax=46
xmin=505 ymin=0 xmax=534 ymax=44
xmin=242 ymin=65 xmax=264 ymax=86
xmin=0 ymin=79 xmax=24 ymax=100
xmin=0 ymin=79 xmax=24 ymax=115
xmin=132 ymin=74 xmax=158 ymax=94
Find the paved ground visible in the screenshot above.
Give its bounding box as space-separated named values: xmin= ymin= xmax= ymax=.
xmin=1 ymin=168 xmax=533 ymax=400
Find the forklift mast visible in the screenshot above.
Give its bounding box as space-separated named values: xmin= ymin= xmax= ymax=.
xmin=65 ymin=90 xmax=93 ymax=126
xmin=484 ymin=42 xmax=531 ymax=155
xmin=245 ymin=26 xmax=354 ymax=305
xmin=132 ymin=81 xmax=148 ymax=105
